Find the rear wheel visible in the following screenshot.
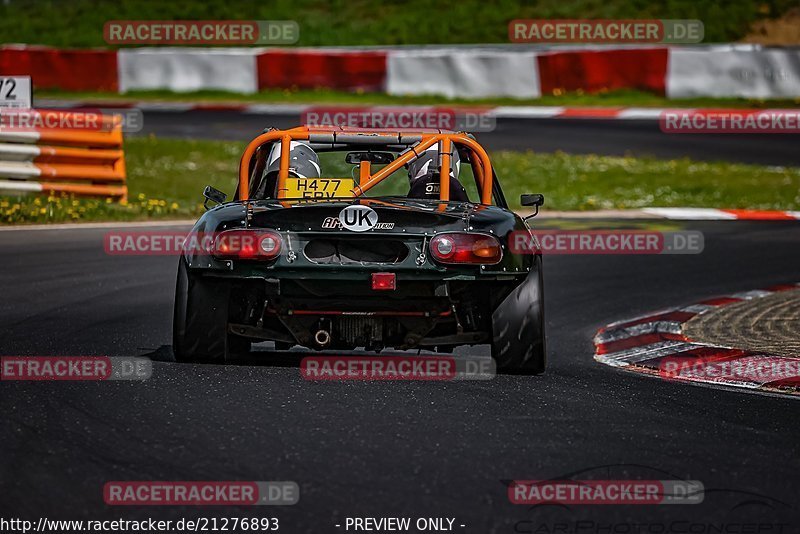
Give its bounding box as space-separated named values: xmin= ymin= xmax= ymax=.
xmin=491 ymin=257 xmax=546 ymax=374
xmin=173 ymin=260 xmax=247 ymax=363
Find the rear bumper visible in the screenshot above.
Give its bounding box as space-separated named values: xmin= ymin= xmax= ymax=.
xmin=208 ymin=269 xmax=526 ymax=351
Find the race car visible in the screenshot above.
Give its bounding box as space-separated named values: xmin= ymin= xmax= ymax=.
xmin=173 ymin=126 xmax=546 ymax=373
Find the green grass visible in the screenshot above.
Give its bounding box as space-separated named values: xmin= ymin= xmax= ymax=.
xmin=0 ymin=0 xmax=795 ymax=47
xmin=493 ymin=151 xmax=800 ymax=211
xmin=36 ymin=88 xmax=800 ymax=110
xmin=1 ymin=136 xmax=798 ymax=224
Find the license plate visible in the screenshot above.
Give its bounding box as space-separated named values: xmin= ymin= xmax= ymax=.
xmin=283 ymin=177 xmax=355 ymax=199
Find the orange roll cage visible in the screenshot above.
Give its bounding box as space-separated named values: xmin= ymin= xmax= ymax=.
xmin=237 ymin=126 xmax=495 ymax=205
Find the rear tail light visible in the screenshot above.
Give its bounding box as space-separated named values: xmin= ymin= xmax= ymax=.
xmin=212 ymin=230 xmax=282 ymax=260
xmin=429 ymin=233 xmax=502 ymax=265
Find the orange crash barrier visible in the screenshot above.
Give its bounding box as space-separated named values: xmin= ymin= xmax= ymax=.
xmin=0 ymin=110 xmax=127 ymax=200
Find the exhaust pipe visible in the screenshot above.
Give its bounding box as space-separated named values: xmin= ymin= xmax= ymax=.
xmin=315 ymin=329 xmax=331 ymax=348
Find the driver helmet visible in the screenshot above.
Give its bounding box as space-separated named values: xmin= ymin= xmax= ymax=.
xmin=266 ymin=141 xmax=321 ymax=179
xmin=407 ymin=145 xmax=460 ymax=184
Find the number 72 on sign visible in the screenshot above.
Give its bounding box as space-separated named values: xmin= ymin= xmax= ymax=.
xmin=0 ymin=76 xmax=32 ymax=109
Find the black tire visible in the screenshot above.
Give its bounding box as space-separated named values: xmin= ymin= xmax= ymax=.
xmin=491 ymin=257 xmax=546 ymax=374
xmin=173 ymin=259 xmax=245 ymax=363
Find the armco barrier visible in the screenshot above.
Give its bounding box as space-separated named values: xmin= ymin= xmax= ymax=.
xmin=118 ymin=47 xmax=260 ymax=94
xmin=386 ymin=49 xmax=539 ymax=98
xmin=257 ymin=49 xmax=387 ymax=91
xmin=0 ymin=45 xmax=118 ymax=92
xmin=4 ymin=44 xmax=800 ymax=99
xmin=0 ymin=111 xmax=127 ymax=200
xmin=537 ymin=47 xmax=668 ymax=95
xmin=666 ymin=46 xmax=800 ymax=99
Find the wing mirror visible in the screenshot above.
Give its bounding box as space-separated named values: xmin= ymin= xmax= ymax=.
xmin=203 ymin=185 xmax=227 ymax=210
xmin=521 ymin=194 xmax=544 ymax=220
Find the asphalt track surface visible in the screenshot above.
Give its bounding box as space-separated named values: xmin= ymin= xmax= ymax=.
xmin=136 ymin=110 xmax=800 ymax=166
xmin=2 ymin=220 xmax=799 ymax=531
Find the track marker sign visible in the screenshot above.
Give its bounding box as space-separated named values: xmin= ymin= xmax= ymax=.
xmin=0 ymin=76 xmax=32 ymax=109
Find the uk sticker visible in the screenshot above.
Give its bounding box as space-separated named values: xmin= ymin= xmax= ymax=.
xmin=0 ymin=76 xmax=32 ymax=109
xmin=335 ymin=206 xmax=394 ymax=231
xmin=339 ymin=205 xmax=378 ymax=232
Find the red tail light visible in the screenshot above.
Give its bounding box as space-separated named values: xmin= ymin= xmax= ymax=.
xmin=212 ymin=230 xmax=282 ymax=260
xmin=429 ymin=233 xmax=502 ymax=265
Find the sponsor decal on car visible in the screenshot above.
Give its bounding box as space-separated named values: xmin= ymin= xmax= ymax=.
xmin=322 ymin=206 xmax=395 ymax=231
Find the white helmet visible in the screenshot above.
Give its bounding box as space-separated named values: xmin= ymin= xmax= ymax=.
xmin=266 ymin=141 xmax=321 ymax=179
xmin=407 ymin=145 xmax=460 ymax=183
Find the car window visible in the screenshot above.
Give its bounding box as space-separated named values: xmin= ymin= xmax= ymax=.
xmin=315 ymin=151 xmax=480 ymax=202
xmin=251 ymin=149 xmax=481 ymax=203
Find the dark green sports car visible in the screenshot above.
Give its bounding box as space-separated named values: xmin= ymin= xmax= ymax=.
xmin=173 ymin=126 xmax=546 ymax=373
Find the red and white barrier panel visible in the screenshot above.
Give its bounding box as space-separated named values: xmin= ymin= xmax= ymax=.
xmin=386 ymin=49 xmax=540 ymax=98
xmin=257 ymin=49 xmax=386 ymax=92
xmin=118 ymin=48 xmax=260 ymax=93
xmin=536 ymin=47 xmax=668 ymax=96
xmin=0 ymin=44 xmax=118 ymax=92
xmin=594 ymin=283 xmax=800 ymax=395
xmin=667 ymin=46 xmax=800 ymax=99
xmin=0 ymin=110 xmax=127 ymax=199
xmin=3 ymin=44 xmax=800 ymax=99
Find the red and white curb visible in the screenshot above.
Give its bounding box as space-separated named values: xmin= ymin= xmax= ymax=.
xmin=34 ymin=100 xmax=798 ymax=123
xmin=641 ymin=208 xmax=800 ymax=220
xmin=594 ymin=283 xmax=800 ymax=395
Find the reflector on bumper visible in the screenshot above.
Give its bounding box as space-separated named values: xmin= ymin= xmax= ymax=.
xmin=371 ymin=272 xmax=396 ymax=291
